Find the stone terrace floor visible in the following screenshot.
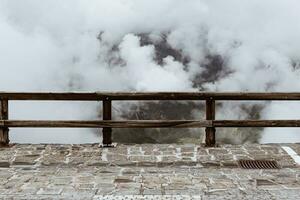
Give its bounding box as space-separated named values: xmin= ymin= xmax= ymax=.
xmin=0 ymin=143 xmax=300 ymax=199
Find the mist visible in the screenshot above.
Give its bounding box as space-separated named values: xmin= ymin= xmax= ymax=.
xmin=1 ymin=0 xmax=300 ymax=144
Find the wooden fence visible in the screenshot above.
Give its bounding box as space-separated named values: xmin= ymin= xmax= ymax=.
xmin=1 ymin=92 xmax=300 ymax=147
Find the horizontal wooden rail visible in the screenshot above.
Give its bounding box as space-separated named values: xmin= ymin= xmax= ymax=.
xmin=213 ymin=120 xmax=300 ymax=127
xmin=1 ymin=92 xmax=300 ymax=147
xmin=2 ymin=92 xmax=300 ymax=100
xmin=0 ymin=120 xmax=212 ymax=128
xmin=1 ymin=120 xmax=300 ymax=128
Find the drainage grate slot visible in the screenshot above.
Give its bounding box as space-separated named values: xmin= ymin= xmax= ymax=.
xmin=238 ymin=160 xmax=279 ymax=169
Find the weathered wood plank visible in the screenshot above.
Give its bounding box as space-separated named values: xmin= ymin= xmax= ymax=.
xmin=0 ymin=99 xmax=9 ymax=146
xmin=1 ymin=92 xmax=300 ymax=101
xmin=102 ymin=100 xmax=112 ymax=145
xmin=0 ymin=120 xmax=212 ymax=128
xmin=1 ymin=120 xmax=300 ymax=128
xmin=213 ymin=120 xmax=300 ymax=127
xmin=205 ymin=99 xmax=216 ymax=146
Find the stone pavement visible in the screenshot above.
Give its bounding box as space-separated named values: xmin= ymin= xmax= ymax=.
xmin=0 ymin=143 xmax=300 ymax=199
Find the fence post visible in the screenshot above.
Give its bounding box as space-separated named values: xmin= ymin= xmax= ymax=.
xmin=0 ymin=99 xmax=9 ymax=146
xmin=205 ymin=98 xmax=215 ymax=147
xmin=102 ymin=98 xmax=112 ymax=146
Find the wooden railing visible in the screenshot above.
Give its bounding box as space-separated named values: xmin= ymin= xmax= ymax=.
xmin=1 ymin=92 xmax=300 ymax=147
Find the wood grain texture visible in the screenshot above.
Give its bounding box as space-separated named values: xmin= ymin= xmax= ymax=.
xmin=205 ymin=99 xmax=216 ymax=146
xmin=102 ymin=100 xmax=112 ymax=145
xmin=0 ymin=120 xmax=212 ymax=128
xmin=2 ymin=120 xmax=300 ymax=128
xmin=213 ymin=120 xmax=300 ymax=127
xmin=1 ymin=92 xmax=300 ymax=100
xmin=0 ymin=99 xmax=9 ymax=145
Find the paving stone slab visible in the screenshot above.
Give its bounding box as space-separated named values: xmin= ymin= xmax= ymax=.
xmin=0 ymin=143 xmax=299 ymax=199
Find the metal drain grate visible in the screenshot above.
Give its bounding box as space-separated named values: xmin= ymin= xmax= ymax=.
xmin=238 ymin=160 xmax=279 ymax=169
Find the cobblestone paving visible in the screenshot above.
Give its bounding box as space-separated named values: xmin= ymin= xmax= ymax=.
xmin=0 ymin=143 xmax=299 ymax=199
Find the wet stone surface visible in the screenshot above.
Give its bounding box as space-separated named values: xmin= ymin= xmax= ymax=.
xmin=0 ymin=143 xmax=299 ymax=199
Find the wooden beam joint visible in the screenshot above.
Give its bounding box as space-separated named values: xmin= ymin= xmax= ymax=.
xmin=205 ymin=99 xmax=216 ymax=147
